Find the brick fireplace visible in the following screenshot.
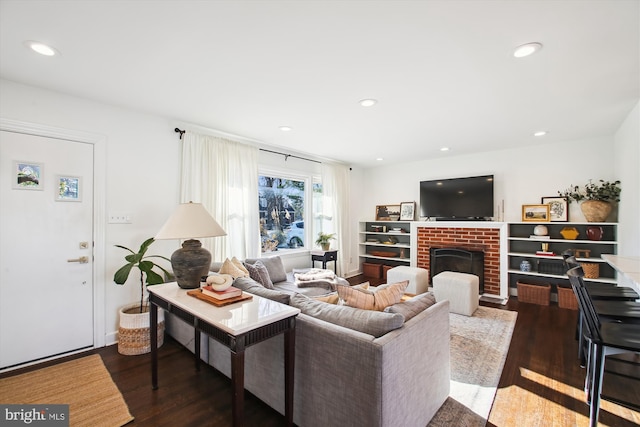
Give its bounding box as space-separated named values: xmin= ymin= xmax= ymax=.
xmin=416 ymin=226 xmax=502 ymax=296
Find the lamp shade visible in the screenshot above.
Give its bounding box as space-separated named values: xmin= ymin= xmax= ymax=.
xmin=155 ymin=202 xmax=226 ymax=240
xmin=156 ymin=202 xmax=226 ymax=289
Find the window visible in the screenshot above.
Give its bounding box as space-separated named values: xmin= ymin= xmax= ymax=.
xmin=259 ymin=175 xmax=306 ymax=252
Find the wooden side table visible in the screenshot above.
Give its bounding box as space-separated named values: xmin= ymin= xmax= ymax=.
xmin=148 ymin=282 xmax=300 ymax=427
xmin=311 ymin=250 xmax=338 ymax=274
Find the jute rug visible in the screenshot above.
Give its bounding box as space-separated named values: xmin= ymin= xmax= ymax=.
xmin=0 ymin=354 xmax=134 ymax=427
xmin=429 ymin=306 xmax=518 ymax=427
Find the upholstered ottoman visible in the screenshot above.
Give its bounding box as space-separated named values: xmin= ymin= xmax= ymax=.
xmin=387 ymin=266 xmax=429 ymax=295
xmin=433 ymin=271 xmax=479 ymax=316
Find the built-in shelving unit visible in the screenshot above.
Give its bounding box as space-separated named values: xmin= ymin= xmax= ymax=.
xmin=359 ymin=221 xmax=411 ymax=269
xmin=508 ymin=222 xmax=618 ymax=292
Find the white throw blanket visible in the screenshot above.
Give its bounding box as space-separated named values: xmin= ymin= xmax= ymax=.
xmin=293 ymin=268 xmax=339 ymax=289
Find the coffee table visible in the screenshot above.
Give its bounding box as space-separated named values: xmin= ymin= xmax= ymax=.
xmin=148 ymin=282 xmax=300 ymax=427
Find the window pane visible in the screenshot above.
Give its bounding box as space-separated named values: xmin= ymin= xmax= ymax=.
xmin=259 ymin=175 xmax=305 ymax=252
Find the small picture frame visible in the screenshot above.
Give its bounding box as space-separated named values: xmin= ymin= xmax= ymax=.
xmin=399 ymin=202 xmax=416 ymax=221
xmin=375 ymin=204 xmax=401 ymax=221
xmin=541 ymin=196 xmax=568 ymax=222
xmin=13 ymin=161 xmax=44 ymax=190
xmin=522 ymin=204 xmax=551 ymax=222
xmin=56 ymin=175 xmax=82 ymax=202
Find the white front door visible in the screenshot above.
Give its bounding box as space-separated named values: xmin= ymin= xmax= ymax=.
xmin=0 ymin=130 xmax=94 ymax=369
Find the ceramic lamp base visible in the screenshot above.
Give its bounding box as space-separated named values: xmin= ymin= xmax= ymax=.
xmin=171 ymin=239 xmax=212 ymax=289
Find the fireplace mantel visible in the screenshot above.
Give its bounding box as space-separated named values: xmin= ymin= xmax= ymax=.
xmin=410 ymin=221 xmax=509 ymax=302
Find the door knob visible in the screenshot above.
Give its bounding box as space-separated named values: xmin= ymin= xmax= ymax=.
xmin=67 ymin=256 xmax=89 ymax=264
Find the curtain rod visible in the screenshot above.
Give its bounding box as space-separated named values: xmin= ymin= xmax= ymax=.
xmin=174 ymin=127 xmax=321 ymax=164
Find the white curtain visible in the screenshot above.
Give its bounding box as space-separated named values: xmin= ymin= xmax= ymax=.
xmin=180 ymin=132 xmax=260 ymax=261
xmin=320 ymin=162 xmax=351 ymax=275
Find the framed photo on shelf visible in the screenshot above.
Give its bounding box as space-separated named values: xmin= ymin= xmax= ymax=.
xmin=522 ymin=204 xmax=550 ymax=222
xmin=541 ymin=196 xmax=568 ymax=222
xmin=375 ymin=204 xmax=401 ymax=221
xmin=13 ymin=161 xmax=43 ymax=190
xmin=56 ymin=175 xmax=82 ymax=202
xmin=399 ymin=202 xmax=415 ymax=221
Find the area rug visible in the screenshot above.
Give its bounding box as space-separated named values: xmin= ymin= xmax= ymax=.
xmin=0 ymin=354 xmax=134 ymax=427
xmin=429 ymin=306 xmax=518 ymax=426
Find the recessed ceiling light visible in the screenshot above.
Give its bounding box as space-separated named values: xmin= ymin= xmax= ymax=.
xmin=279 ymin=126 xmax=292 ymax=132
xmin=440 ymin=147 xmax=450 ymax=152
xmin=24 ymin=40 xmax=58 ymax=56
xmin=534 ymin=131 xmax=548 ymax=137
xmin=359 ymin=99 xmax=378 ymax=107
xmin=376 ymin=157 xmax=383 ymax=161
xmin=514 ymin=42 xmax=542 ymax=58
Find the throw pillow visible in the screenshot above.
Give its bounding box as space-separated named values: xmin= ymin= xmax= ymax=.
xmin=314 ymin=293 xmax=340 ymax=304
xmin=231 ymin=257 xmax=250 ymax=277
xmin=384 ymin=291 xmax=437 ymax=322
xmin=244 ymin=261 xmax=274 ymax=289
xmin=245 ymin=256 xmax=287 ymax=283
xmin=219 ymin=258 xmax=248 ymax=279
xmin=336 ymin=280 xmax=409 ymax=311
xmin=290 ymin=293 xmax=404 ymax=338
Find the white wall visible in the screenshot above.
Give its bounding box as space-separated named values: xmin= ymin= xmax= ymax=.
xmin=0 ymin=79 xmax=181 ymax=344
xmin=359 ymin=137 xmax=616 ymax=223
xmin=614 ymin=100 xmax=640 ymax=256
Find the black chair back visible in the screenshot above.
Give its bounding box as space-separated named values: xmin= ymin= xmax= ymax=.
xmin=567 ymin=266 xmax=602 ymax=344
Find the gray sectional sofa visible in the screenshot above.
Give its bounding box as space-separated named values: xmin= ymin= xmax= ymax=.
xmin=165 ymin=256 xmax=450 ymax=427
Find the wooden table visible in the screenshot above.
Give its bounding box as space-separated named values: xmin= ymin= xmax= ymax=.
xmin=311 ymin=250 xmax=338 ymax=273
xmin=148 ymin=282 xmax=300 ymax=427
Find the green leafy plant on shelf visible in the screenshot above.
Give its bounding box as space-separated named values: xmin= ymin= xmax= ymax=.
xmin=113 ymin=237 xmax=172 ymax=313
xmin=558 ymin=179 xmax=621 ymax=203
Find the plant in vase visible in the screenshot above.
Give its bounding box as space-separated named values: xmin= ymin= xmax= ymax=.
xmin=113 ymin=237 xmax=172 ymax=355
xmin=558 ymin=179 xmax=621 ymax=222
xmin=315 ymin=232 xmax=336 ymax=251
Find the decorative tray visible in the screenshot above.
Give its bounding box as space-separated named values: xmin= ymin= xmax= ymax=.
xmin=187 ymin=289 xmax=253 ymax=307
xmin=369 ymin=250 xmax=398 ymax=258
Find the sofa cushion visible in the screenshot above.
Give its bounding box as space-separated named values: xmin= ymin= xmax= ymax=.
xmin=336 ymin=280 xmax=409 ymax=311
xmin=244 ymin=261 xmax=274 ymax=289
xmin=384 ymin=291 xmax=437 ymax=322
xmin=219 ymin=258 xmax=249 ymax=278
xmin=290 ymin=293 xmax=404 ymax=338
xmin=245 ymin=256 xmax=287 ymax=283
xmin=233 ymin=277 xmax=290 ymax=304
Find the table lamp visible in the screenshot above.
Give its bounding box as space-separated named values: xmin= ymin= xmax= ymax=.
xmin=156 ymin=202 xmax=227 ymax=289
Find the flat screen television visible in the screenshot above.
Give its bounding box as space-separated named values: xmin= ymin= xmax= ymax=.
xmin=419 ymin=175 xmax=494 ymax=220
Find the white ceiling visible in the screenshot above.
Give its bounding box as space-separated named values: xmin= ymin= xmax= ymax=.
xmin=1 ymin=0 xmax=638 ymax=167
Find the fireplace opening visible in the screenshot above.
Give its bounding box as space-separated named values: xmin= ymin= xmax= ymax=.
xmin=430 ymin=247 xmax=485 ymax=293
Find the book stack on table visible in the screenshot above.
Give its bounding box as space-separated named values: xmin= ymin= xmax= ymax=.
xmin=202 ymin=285 xmax=242 ymax=300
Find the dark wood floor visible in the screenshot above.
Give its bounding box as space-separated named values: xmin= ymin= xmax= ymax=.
xmin=3 ymin=275 xmax=639 ymax=426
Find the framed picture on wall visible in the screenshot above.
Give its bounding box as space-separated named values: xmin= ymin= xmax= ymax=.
xmin=375 ymin=204 xmax=401 ymax=221
xmin=522 ymin=204 xmax=550 ymax=222
xmin=56 ymin=175 xmax=82 ymax=202
xmin=13 ymin=161 xmax=44 ymax=190
xmin=399 ymin=202 xmax=416 ymax=221
xmin=541 ymin=196 xmax=568 ymax=222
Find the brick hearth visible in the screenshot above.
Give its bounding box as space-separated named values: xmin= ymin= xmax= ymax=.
xmin=416 ymin=227 xmax=501 ymax=296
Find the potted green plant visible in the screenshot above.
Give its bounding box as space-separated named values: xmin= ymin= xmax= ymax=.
xmin=558 ymin=179 xmax=621 ymax=222
xmin=315 ymin=232 xmax=336 ymax=251
xmin=113 ymin=237 xmax=172 ymax=355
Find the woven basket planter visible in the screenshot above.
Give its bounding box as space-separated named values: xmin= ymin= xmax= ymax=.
xmin=517 ymin=281 xmax=550 ymax=306
xmin=118 ymin=304 xmax=165 ymax=356
xmin=580 ymin=200 xmax=612 ymax=222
